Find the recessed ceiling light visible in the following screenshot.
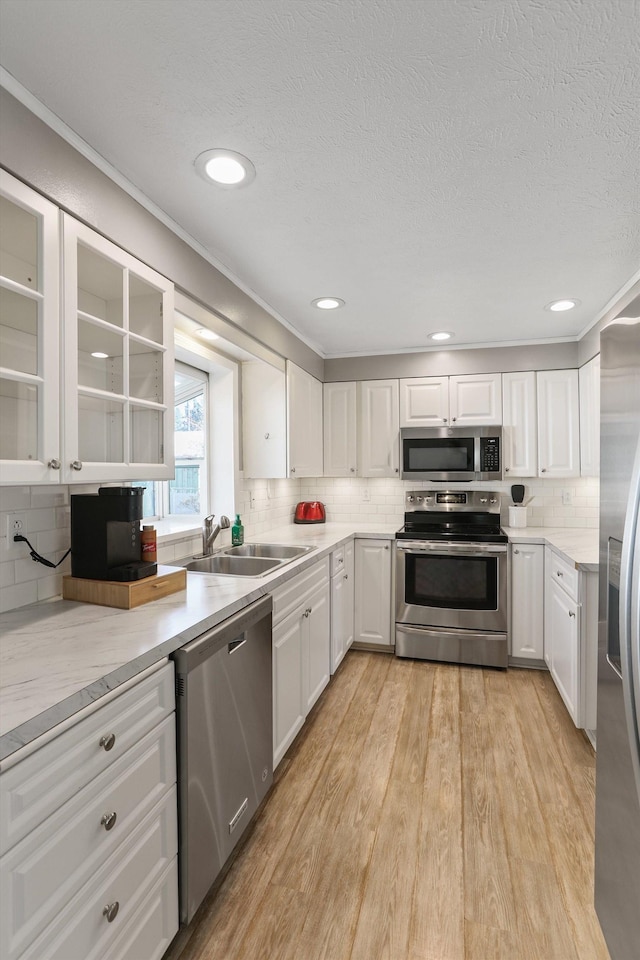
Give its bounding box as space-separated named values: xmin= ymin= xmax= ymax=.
xmin=312 ymin=297 xmax=345 ymax=310
xmin=91 ymin=351 xmax=109 ymax=359
xmin=196 ymin=327 xmax=219 ymax=341
xmin=428 ymin=331 xmax=453 ymax=342
xmin=194 ymin=149 xmax=256 ymax=187
xmin=546 ymin=299 xmax=580 ymax=312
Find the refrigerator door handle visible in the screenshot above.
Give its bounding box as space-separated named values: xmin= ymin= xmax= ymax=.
xmin=620 ymin=433 xmax=640 ymax=807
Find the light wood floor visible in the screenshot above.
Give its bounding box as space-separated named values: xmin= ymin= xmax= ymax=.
xmin=169 ymin=651 xmax=611 ymax=960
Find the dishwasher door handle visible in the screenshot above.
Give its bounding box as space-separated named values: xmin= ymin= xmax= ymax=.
xmin=228 ymin=636 xmax=247 ymax=654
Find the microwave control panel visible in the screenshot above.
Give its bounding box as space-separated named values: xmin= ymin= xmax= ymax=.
xmin=479 ymin=436 xmax=500 ymax=472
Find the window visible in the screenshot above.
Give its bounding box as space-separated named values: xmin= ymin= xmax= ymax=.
xmin=135 ymin=362 xmax=208 ymax=519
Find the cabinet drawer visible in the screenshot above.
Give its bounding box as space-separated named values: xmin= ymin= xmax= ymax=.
xmin=102 ymin=858 xmax=178 ymax=960
xmin=330 ymin=546 xmax=346 ymax=576
xmin=271 ymin=558 xmax=330 ymax=625
xmin=1 ymin=716 xmax=176 ymax=960
xmin=18 ymin=787 xmax=177 ymax=960
xmin=547 ymin=549 xmax=579 ymax=601
xmin=1 ymin=662 xmax=174 ymax=854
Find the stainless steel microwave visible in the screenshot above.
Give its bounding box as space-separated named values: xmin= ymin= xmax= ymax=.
xmin=400 ymin=426 xmax=502 ymax=482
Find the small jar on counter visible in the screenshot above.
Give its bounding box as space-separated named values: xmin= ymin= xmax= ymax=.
xmin=141 ymin=524 xmax=157 ymax=563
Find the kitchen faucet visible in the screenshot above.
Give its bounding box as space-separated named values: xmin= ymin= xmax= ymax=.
xmin=202 ymin=514 xmax=230 ymax=556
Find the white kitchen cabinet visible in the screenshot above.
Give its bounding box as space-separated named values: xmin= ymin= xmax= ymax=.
xmin=449 ymin=373 xmax=502 ymax=426
xmin=0 ymin=170 xmax=61 ymax=484
xmin=537 ymin=369 xmax=580 ymax=478
xmin=358 ymin=379 xmax=399 ymax=478
xmin=271 ymin=558 xmax=331 ymax=767
xmin=510 ymin=541 xmax=544 ymax=660
xmin=286 ymin=360 xmax=323 ymax=477
xmin=399 ymin=377 xmax=449 ymax=427
xmin=544 ymin=546 xmax=598 ymax=731
xmin=242 ymin=360 xmax=287 ymax=478
xmin=502 ymin=371 xmax=537 ymax=477
xmin=323 ymin=381 xmax=357 ymax=477
xmin=354 ymin=538 xmax=393 ymax=648
xmin=579 ymin=354 xmax=600 ymax=478
xmin=0 ymin=662 xmax=178 ymax=960
xmin=330 ymin=540 xmax=355 ymax=672
xmin=62 ymin=215 xmax=175 ymax=483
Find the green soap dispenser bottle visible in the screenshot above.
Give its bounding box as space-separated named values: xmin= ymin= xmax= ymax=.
xmin=231 ymin=513 xmax=244 ymax=546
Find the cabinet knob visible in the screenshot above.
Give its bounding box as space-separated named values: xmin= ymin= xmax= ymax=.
xmin=395 ymin=467 xmax=399 ymax=473
xmin=505 ymin=466 xmax=510 ymax=472
xmin=514 ymin=549 xmax=520 ymax=555
xmin=264 ymin=432 xmax=270 ymax=440
xmin=556 ymin=570 xmax=563 ymax=577
xmin=101 ymin=811 xmax=117 ymax=831
xmin=290 ymin=467 xmax=296 ymax=474
xmin=103 ymin=901 xmax=119 ymax=923
xmin=99 ymin=733 xmax=116 ymax=751
xmin=442 ymin=418 xmax=447 ymax=423
xmin=70 ymin=460 xmax=83 ymax=471
xmin=541 ymin=468 xmax=547 ymax=473
xmin=48 ymin=458 xmax=61 ymax=470
xmin=350 ymin=467 xmax=355 ymax=472
xmin=568 ymin=610 xmax=576 ymax=618
xmin=452 ymin=417 xmax=457 ymax=422
xmin=384 ymin=544 xmax=390 ymax=550
xmin=304 ymin=608 xmax=310 ymax=618
xmin=344 ymin=573 xmax=349 ymax=580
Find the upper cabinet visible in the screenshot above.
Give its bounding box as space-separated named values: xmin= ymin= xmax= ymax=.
xmin=399 ymin=373 xmax=501 ymax=427
xmin=579 ymin=355 xmax=600 ymax=477
xmin=287 ymin=361 xmax=323 ymax=478
xmin=62 ymin=215 xmax=174 ymax=483
xmin=323 ymin=381 xmax=357 ymax=477
xmin=537 ymin=369 xmax=580 ymax=478
xmin=242 ymin=361 xmax=287 ymax=478
xmin=0 ymin=174 xmax=175 ymax=485
xmin=0 ymin=170 xmax=61 ymax=484
xmin=502 ymin=371 xmax=537 ymax=477
xmin=358 ymin=379 xmax=400 ymax=478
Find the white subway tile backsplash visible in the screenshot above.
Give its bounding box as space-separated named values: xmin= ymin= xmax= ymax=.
xmin=0 ymin=486 xmax=31 ymax=511
xmin=0 ymin=580 xmax=37 ymax=613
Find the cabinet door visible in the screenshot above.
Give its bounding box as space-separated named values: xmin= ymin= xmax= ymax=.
xmin=272 ymin=610 xmax=305 ymax=768
xmin=286 ymin=361 xmax=323 ymax=478
xmin=62 ymin=215 xmax=174 ymax=483
xmin=358 ymin=380 xmax=399 ymax=478
xmin=242 ymin=360 xmax=287 ymax=478
xmin=343 ymin=539 xmax=355 ymax=654
xmin=323 ymin=381 xmax=357 ymax=477
xmin=579 ymin=355 xmax=600 ymax=477
xmin=546 ymin=578 xmax=579 ymax=723
xmin=0 ymin=170 xmax=61 ymax=483
xmin=399 ymin=377 xmax=449 ymax=427
xmin=537 ymin=369 xmax=580 ymax=478
xmin=354 ymin=539 xmax=392 ymax=648
xmin=502 ymin=371 xmax=537 ymax=478
xmin=449 ymin=373 xmax=502 ymax=426
xmin=305 ymin=580 xmax=331 ymax=712
xmin=331 ymin=569 xmax=346 ymax=674
xmin=510 ymin=543 xmax=544 ymax=659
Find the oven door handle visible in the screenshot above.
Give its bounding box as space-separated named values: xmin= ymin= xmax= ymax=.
xmin=396 ymin=540 xmax=507 ymax=557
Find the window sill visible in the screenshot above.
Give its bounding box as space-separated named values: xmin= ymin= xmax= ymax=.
xmin=151 ymin=518 xmax=203 ymax=545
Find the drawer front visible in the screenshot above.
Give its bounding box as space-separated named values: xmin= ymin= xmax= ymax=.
xmin=330 ymin=546 xmax=345 ymax=577
xmin=19 ymin=787 xmax=177 ymax=960
xmin=548 ymin=549 xmax=579 ymax=601
xmin=271 ymin=558 xmax=330 ymax=625
xmin=102 ymin=858 xmax=178 ymax=960
xmin=1 ymin=716 xmax=176 ymax=960
xmin=1 ymin=662 xmax=174 ymax=854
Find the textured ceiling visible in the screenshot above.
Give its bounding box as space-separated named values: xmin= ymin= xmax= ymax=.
xmin=1 ymin=0 xmax=639 ymax=357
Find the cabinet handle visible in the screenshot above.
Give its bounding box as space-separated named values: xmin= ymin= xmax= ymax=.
xmin=103 ymin=901 xmax=119 ymax=923
xmin=505 ymin=466 xmax=510 ymax=472
xmin=568 ymin=611 xmax=576 ymax=618
xmin=101 ymin=811 xmax=117 ymax=831
xmin=70 ymin=460 xmax=83 ymax=471
xmin=541 ymin=468 xmax=547 ymax=473
xmin=556 ymin=570 xmax=563 ymax=577
xmin=344 ymin=573 xmax=348 ymax=580
xmin=513 ymin=549 xmax=520 ymax=555
xmin=384 ymin=544 xmax=390 ymax=550
xmin=442 ymin=418 xmax=447 ymax=423
xmin=48 ymin=458 xmax=61 ymax=470
xmin=290 ymin=467 xmax=296 ymax=474
xmin=350 ymin=467 xmax=355 ymax=472
xmin=304 ymin=607 xmax=311 ymax=618
xmin=452 ymin=417 xmax=457 ymax=422
xmin=99 ymin=733 xmax=116 ymax=751
xmin=264 ymin=432 xmax=270 ymax=439
xmin=395 ymin=467 xmax=399 ymax=473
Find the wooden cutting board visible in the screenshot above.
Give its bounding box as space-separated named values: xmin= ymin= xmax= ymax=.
xmin=62 ymin=565 xmax=187 ymax=609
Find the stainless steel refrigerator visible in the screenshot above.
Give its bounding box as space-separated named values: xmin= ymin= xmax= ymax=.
xmin=595 ymin=314 xmax=640 ymax=960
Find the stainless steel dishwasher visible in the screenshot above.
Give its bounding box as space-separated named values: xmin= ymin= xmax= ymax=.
xmin=172 ymin=595 xmax=273 ymax=924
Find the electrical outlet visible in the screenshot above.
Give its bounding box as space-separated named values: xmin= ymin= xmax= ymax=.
xmin=6 ymin=513 xmax=26 ymax=542
xmin=562 ymin=489 xmax=572 ymax=506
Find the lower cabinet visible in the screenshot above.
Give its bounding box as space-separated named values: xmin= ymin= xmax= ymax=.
xmin=0 ymin=662 xmax=178 ymax=960
xmin=272 ymin=558 xmax=331 ymax=767
xmin=330 ymin=540 xmax=354 ymax=672
xmin=354 ymin=538 xmax=393 ymax=649
xmin=510 ymin=542 xmax=544 ymax=660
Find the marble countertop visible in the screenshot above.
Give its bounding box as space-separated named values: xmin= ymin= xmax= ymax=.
xmin=0 ymin=520 xmax=599 ymax=763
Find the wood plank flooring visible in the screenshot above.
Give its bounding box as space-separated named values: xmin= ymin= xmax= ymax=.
xmin=168 ymin=652 xmax=610 ymax=960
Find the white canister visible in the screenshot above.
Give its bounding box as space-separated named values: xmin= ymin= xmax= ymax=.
xmin=508 ymin=505 xmax=528 ymax=528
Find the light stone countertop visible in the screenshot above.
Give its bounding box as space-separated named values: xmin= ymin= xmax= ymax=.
xmin=0 ymin=521 xmax=600 ymax=763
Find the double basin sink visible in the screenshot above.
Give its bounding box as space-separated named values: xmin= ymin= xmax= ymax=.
xmin=177 ymin=543 xmax=315 ymax=577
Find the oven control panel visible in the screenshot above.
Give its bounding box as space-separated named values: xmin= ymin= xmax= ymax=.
xmin=404 ymin=490 xmax=501 ymax=513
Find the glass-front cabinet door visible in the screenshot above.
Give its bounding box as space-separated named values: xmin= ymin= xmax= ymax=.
xmin=0 ymin=170 xmax=61 ymax=483
xmin=62 ymin=215 xmax=174 ymax=482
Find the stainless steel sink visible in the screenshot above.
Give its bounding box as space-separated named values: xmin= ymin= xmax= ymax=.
xmin=177 ymin=543 xmax=316 ymax=577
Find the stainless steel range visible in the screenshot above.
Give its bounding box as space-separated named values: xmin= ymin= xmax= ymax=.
xmin=395 ymin=490 xmax=508 ymax=668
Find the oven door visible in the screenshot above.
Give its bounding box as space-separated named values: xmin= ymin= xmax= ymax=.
xmin=396 ymin=540 xmax=508 ymax=632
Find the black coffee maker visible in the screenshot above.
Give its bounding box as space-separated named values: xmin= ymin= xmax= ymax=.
xmin=71 ymin=487 xmax=157 ymax=581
